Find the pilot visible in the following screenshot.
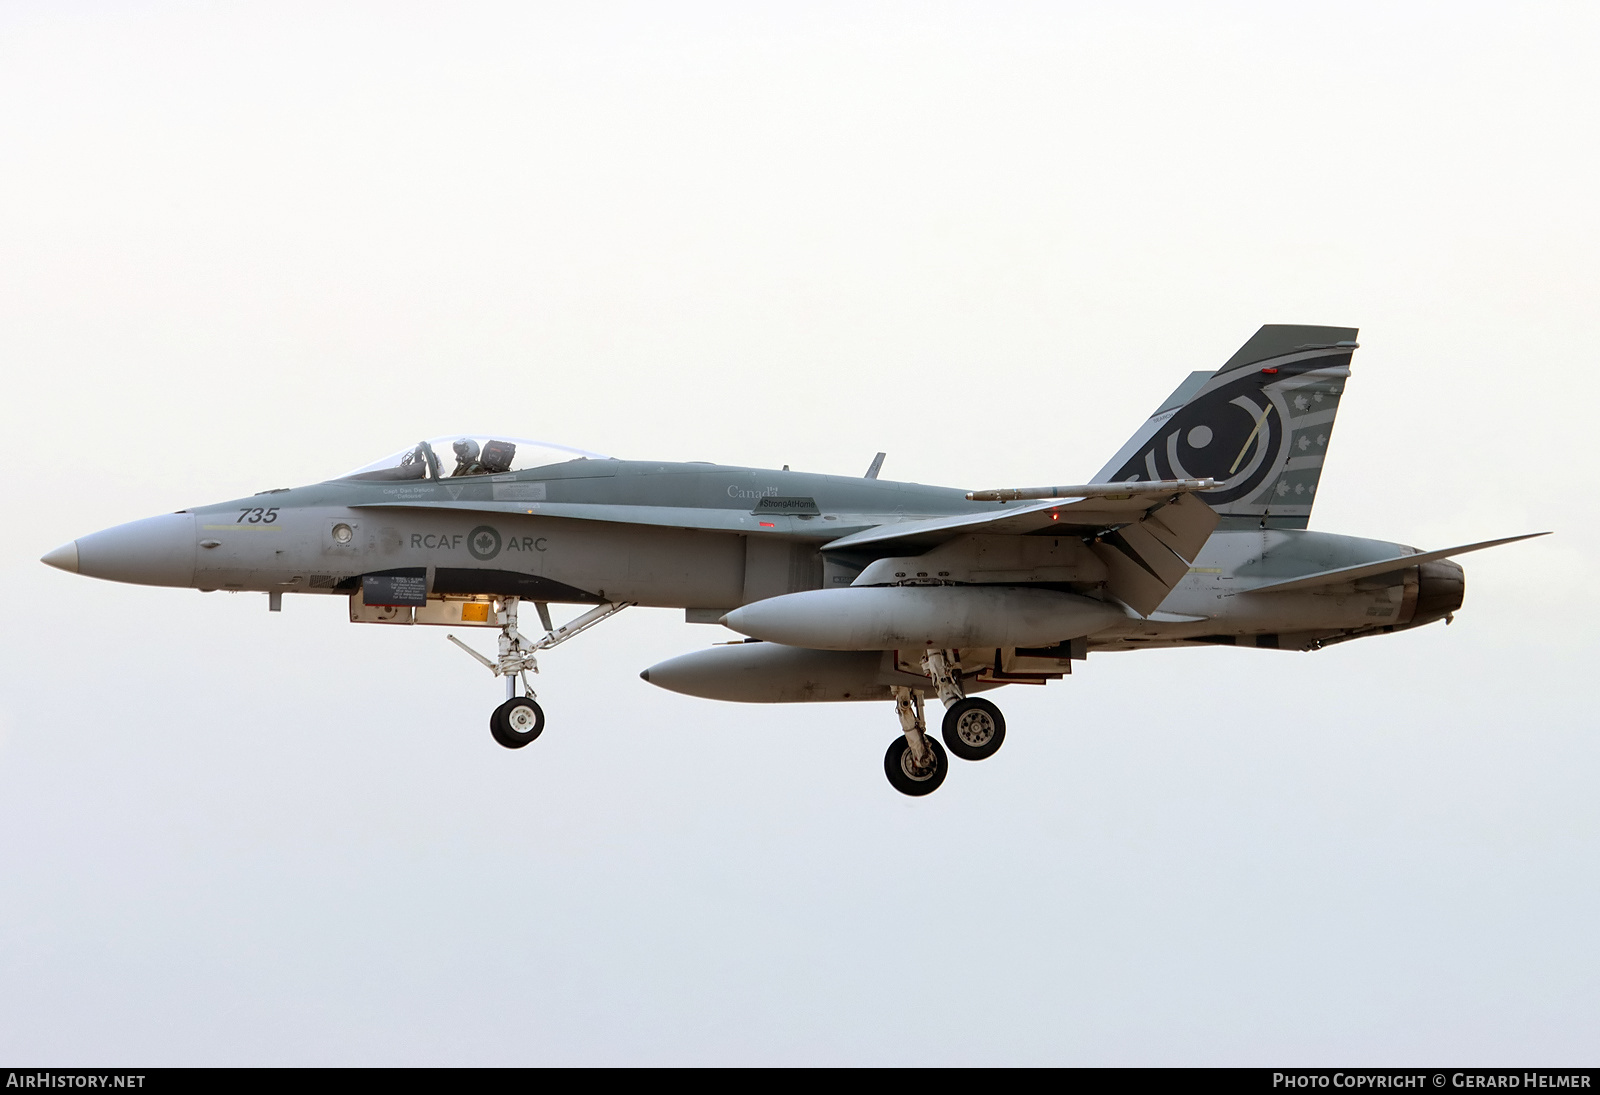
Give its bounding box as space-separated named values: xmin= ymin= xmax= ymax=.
xmin=451 ymin=438 xmax=483 ymax=477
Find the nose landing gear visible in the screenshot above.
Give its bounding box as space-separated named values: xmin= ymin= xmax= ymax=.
xmin=449 ymin=596 xmax=632 ymax=751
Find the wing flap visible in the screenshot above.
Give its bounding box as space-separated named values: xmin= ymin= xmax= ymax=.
xmin=1097 ymin=496 xmax=1218 ymax=615
xmin=1137 ymin=493 xmax=1216 ymax=562
xmin=1106 ymin=522 xmax=1190 ymax=587
xmin=1090 ymin=534 xmax=1182 ymax=617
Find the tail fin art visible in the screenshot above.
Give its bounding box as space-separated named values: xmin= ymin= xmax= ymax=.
xmin=1092 ymin=325 xmax=1358 ymax=530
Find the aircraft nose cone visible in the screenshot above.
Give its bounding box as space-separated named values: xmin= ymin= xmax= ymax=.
xmin=72 ymin=512 xmax=198 ymax=587
xmin=40 ymin=541 xmax=79 ymax=573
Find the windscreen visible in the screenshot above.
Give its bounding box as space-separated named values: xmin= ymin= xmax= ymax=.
xmin=337 ymin=437 xmax=610 ymax=482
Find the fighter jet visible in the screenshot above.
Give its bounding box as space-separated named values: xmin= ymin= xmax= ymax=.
xmin=41 ymin=325 xmax=1546 ymax=795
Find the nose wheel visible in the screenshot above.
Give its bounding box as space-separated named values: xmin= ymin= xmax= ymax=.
xmin=491 ymin=697 xmax=545 ymax=749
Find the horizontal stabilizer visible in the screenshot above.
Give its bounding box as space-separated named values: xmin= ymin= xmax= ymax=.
xmin=1249 ymin=533 xmax=1549 ymax=593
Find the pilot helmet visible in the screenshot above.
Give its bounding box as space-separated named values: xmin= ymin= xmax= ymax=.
xmin=452 ymin=438 xmax=481 ymax=463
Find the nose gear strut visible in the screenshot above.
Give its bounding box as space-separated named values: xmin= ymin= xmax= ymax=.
xmin=447 ymin=597 xmax=633 ymax=750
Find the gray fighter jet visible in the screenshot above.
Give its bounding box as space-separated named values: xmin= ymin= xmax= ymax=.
xmin=41 ymin=325 xmax=1546 ymax=795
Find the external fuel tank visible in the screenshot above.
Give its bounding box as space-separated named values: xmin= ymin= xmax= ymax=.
xmin=720 ymin=585 xmax=1124 ymax=651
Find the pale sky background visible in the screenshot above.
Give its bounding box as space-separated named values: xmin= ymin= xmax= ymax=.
xmin=2 ymin=0 xmax=1597 ymax=1065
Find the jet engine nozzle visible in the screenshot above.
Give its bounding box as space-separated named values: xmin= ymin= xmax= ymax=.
xmin=1411 ymin=558 xmax=1465 ymax=626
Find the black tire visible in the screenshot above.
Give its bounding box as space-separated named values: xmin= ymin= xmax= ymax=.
xmin=884 ymin=735 xmax=948 ymax=797
xmin=490 ymin=697 xmax=545 ymax=749
xmin=941 ymin=697 xmax=1006 ymax=761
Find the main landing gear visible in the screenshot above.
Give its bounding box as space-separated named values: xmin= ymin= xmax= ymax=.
xmin=449 ymin=596 xmax=632 ymax=751
xmin=886 ymin=688 xmax=948 ymax=796
xmin=883 ymin=649 xmax=1008 ymax=797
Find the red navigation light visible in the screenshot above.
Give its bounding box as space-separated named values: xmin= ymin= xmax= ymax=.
xmin=1261 ymin=367 xmax=1279 ymax=374
xmin=758 ymin=521 xmax=775 ymax=528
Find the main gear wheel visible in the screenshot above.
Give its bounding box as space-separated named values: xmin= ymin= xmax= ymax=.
xmin=940 ymin=697 xmax=1006 ymax=761
xmin=884 ymin=734 xmax=948 ymax=796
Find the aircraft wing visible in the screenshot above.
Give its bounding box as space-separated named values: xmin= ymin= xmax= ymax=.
xmin=821 ymin=483 xmax=1217 ymax=553
xmin=1248 ymin=532 xmax=1550 ymax=593
xmin=353 ymin=480 xmax=1221 ymax=617
xmin=823 ymin=483 xmax=1220 ymax=617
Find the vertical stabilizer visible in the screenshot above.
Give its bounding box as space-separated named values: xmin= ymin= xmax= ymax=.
xmin=1092 ymin=325 xmax=1358 ymax=529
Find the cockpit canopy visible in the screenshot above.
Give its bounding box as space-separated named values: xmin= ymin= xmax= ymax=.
xmin=338 ymin=437 xmax=611 ymax=482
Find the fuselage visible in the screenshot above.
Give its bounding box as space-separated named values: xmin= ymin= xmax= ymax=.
xmin=49 ymin=456 xmax=1462 ymax=653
